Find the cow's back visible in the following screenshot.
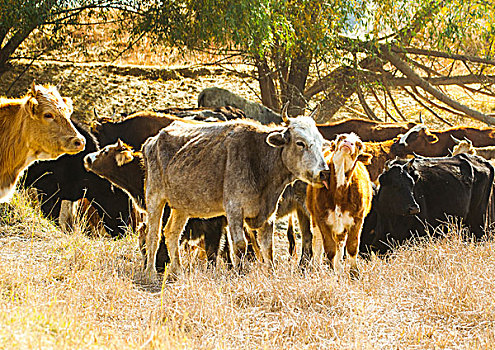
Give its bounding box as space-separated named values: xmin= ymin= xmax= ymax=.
xmin=144 ymin=121 xmax=230 ymax=216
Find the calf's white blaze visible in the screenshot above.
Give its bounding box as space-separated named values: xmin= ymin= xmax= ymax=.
xmin=326 ymin=206 xmax=355 ymax=234
xmin=399 ymin=124 xmax=425 ymax=145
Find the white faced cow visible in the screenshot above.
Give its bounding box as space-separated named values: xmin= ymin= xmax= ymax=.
xmin=142 ymin=106 xmax=329 ymax=281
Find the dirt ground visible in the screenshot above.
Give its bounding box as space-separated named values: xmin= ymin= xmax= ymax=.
xmin=0 ymin=60 xmax=261 ymax=123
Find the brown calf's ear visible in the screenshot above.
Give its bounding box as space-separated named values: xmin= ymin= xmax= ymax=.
xmin=266 ymin=131 xmax=288 ymax=147
xmin=115 ymin=150 xmax=134 ymax=166
xmin=323 ymin=140 xmax=336 ymax=152
xmin=357 ymin=152 xmax=373 ymax=165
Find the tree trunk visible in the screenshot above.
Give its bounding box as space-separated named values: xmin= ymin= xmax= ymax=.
xmin=255 ymin=57 xmax=280 ymax=112
xmin=283 ymin=52 xmax=311 ymax=117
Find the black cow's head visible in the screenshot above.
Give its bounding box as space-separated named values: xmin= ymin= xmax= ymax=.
xmin=377 ymin=159 xmax=421 ymax=216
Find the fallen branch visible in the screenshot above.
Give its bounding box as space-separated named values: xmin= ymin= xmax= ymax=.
xmin=391 ymin=45 xmax=495 ymax=66
xmin=401 ymin=87 xmax=453 ymax=126
xmin=382 ymin=47 xmax=495 ymax=125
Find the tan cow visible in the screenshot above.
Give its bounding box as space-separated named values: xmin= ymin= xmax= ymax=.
xmin=0 ymin=82 xmax=85 ymax=202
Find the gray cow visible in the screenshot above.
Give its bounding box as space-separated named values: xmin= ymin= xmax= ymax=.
xmin=198 ymin=87 xmax=283 ymax=124
xmin=142 ymin=106 xmax=329 ymax=281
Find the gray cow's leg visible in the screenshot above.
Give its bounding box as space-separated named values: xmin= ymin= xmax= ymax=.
xmin=144 ymin=194 xmax=167 ymax=282
xmin=257 ymin=219 xmax=274 ymax=266
xmin=162 ymin=208 xmax=189 ymax=282
xmin=225 ymin=206 xmax=247 ymax=267
xmin=297 ymin=208 xmax=313 ymax=267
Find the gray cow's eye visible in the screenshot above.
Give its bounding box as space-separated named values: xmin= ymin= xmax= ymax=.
xmin=296 ymin=141 xmax=306 ymax=149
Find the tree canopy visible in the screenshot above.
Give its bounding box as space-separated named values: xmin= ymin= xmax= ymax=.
xmin=2 ymin=0 xmax=495 ymax=124
xmin=135 ymin=0 xmax=495 ymax=123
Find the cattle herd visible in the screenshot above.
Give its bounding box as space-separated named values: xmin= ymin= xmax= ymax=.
xmin=2 ymin=82 xmax=495 ymax=283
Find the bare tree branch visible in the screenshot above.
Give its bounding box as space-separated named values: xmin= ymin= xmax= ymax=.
xmin=368 ymin=85 xmax=398 ymax=122
xmin=401 ymin=87 xmax=453 ymax=126
xmin=357 ymin=83 xmax=381 ymax=121
xmin=391 ymin=45 xmax=495 ymax=66
xmin=382 ymin=47 xmax=495 ymax=124
xmin=380 ymin=81 xmax=407 ymax=121
xmin=411 ymin=86 xmax=462 ymax=118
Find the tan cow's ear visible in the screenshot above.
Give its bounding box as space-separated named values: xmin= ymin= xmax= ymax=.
xmin=357 ymin=152 xmax=373 ymax=165
xmin=115 ymin=151 xmax=134 ymax=166
xmin=30 ymin=81 xmax=37 ymax=96
xmin=266 ymin=131 xmax=288 ymax=147
xmin=27 ymin=96 xmax=39 ymax=116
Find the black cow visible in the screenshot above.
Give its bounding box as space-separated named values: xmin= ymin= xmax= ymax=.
xmin=22 ymin=122 xmax=133 ymax=237
xmin=361 ymin=154 xmax=494 ymax=255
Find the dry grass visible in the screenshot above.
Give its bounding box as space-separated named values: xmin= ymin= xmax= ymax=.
xmin=1 ymin=190 xmax=495 ymax=349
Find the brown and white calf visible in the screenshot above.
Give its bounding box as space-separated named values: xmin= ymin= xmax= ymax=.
xmin=307 ymin=133 xmax=373 ymax=278
xmin=0 ymin=82 xmax=85 ymax=202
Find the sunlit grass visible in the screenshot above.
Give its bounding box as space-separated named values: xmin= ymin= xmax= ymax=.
xmin=0 ymin=190 xmax=494 ymax=348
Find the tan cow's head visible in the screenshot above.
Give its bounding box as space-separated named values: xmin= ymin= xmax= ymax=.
xmin=451 ymin=135 xmax=476 ymax=156
xmin=390 ymin=125 xmax=439 ymax=157
xmin=25 ymin=82 xmax=85 ymax=159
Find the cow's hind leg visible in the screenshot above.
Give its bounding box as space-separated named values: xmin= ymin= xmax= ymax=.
xmin=162 ymin=209 xmax=189 ymax=282
xmin=225 ymin=206 xmax=247 ymax=268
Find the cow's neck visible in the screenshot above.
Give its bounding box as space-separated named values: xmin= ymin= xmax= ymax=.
xmin=245 ymin=146 xmax=293 ymax=229
xmin=330 ymin=151 xmax=356 ymax=189
xmin=111 ymin=156 xmax=146 ymax=210
xmin=0 ymin=102 xmax=30 ymax=197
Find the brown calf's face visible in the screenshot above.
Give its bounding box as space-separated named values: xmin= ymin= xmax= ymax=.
xmin=266 ymin=116 xmax=329 ymax=186
xmin=84 ymin=139 xmax=135 ymax=177
xmin=390 ymin=125 xmax=439 ymax=157
xmin=27 ymin=83 xmax=85 ymax=158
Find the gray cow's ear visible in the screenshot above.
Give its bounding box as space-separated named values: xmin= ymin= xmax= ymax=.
xmin=266 ymin=131 xmax=288 ymax=147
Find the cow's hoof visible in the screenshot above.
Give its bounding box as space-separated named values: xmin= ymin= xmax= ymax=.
xmin=349 ymin=266 xmax=360 ymax=280
xmin=165 ymin=272 xmax=179 ymax=283
xmin=143 ymin=267 xmax=158 ymax=283
xmin=233 ymin=240 xmax=247 ymax=258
